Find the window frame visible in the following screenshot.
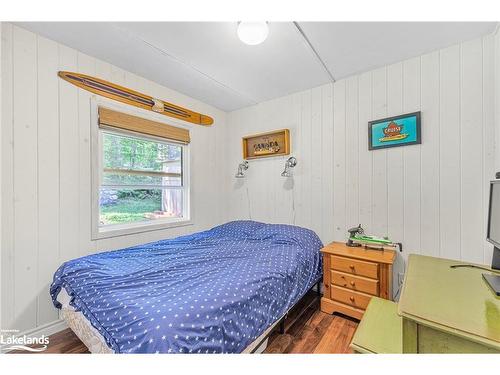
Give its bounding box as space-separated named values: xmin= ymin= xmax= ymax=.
xmin=91 ymin=98 xmax=192 ymax=240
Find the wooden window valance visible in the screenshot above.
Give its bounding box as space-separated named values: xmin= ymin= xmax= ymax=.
xmin=98 ymin=107 xmax=190 ymax=144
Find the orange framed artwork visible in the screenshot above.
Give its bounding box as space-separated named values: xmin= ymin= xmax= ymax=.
xmin=242 ymin=129 xmax=290 ymax=159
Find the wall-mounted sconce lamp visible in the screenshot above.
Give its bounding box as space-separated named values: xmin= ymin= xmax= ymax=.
xmin=235 ymin=161 xmax=249 ymax=178
xmin=281 ymin=157 xmax=297 ymax=177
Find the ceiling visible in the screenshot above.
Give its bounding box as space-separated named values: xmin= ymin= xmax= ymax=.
xmin=17 ymin=22 xmax=497 ymax=112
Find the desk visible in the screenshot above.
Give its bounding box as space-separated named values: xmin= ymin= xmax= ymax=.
xmin=350 ymin=297 xmax=402 ymax=353
xmin=351 ymin=254 xmax=500 ymax=353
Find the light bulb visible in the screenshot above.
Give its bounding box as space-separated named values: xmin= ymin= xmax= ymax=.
xmin=237 ymin=22 xmax=269 ymax=46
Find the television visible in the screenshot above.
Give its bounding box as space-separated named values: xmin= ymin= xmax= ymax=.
xmin=484 ymin=179 xmax=500 ymax=295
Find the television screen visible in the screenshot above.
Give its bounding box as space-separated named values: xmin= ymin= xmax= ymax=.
xmin=488 ymin=181 xmax=500 ymax=248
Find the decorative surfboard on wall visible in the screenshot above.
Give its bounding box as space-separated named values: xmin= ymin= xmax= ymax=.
xmin=58 ymin=71 xmax=214 ymax=126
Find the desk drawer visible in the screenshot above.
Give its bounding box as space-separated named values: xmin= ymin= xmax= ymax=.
xmin=331 ymin=270 xmax=379 ymax=295
xmin=331 ymin=285 xmax=372 ymax=310
xmin=331 ymin=255 xmax=379 ymax=279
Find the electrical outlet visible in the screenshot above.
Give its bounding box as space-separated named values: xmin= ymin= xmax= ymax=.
xmin=398 ymin=272 xmax=405 ymax=286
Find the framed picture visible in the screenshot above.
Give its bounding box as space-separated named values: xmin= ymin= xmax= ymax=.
xmin=242 ymin=129 xmax=290 ymax=159
xmin=368 ymin=111 xmax=421 ymax=150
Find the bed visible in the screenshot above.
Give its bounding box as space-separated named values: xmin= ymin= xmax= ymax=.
xmin=50 ymin=220 xmax=323 ymax=353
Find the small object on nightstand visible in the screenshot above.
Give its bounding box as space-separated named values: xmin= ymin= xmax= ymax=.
xmin=346 ymin=224 xmax=403 ymax=252
xmin=346 ymin=224 xmax=364 ymax=247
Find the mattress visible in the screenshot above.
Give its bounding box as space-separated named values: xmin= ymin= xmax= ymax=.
xmin=51 ymin=221 xmax=323 ymax=353
xmin=57 ymin=287 xmax=114 ymax=353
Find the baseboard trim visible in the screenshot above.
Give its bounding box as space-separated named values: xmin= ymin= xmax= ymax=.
xmin=24 ymin=319 xmax=68 ymax=337
xmin=1 ymin=319 xmax=67 ymax=353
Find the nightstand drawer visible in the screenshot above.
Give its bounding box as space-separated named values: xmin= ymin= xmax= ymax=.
xmin=331 ymin=285 xmax=373 ymax=310
xmin=331 ymin=255 xmax=379 ymax=279
xmin=331 ymin=270 xmax=379 ymax=295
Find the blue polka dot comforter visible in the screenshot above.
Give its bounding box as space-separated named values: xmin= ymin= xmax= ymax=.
xmin=50 ymin=220 xmax=323 ymax=353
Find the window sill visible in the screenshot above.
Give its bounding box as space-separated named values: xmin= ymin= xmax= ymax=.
xmin=92 ymin=218 xmax=193 ymax=240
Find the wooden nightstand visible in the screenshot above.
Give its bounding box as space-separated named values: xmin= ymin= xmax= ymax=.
xmin=320 ymin=241 xmax=396 ymax=320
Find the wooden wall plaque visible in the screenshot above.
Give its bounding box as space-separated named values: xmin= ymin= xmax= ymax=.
xmin=242 ymin=129 xmax=290 ymax=159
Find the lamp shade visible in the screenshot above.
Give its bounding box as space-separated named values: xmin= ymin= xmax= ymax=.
xmin=237 ymin=22 xmax=269 ymax=45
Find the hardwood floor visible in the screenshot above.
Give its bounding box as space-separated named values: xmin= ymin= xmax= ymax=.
xmin=12 ymin=292 xmax=358 ymax=354
xmin=264 ymin=293 xmax=358 ymax=354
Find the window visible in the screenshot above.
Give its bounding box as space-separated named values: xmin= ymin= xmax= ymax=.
xmin=93 ymin=104 xmax=190 ymax=237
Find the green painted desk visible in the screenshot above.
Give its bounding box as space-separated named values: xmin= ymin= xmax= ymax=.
xmin=399 ymin=254 xmax=500 ymax=353
xmin=350 ymin=297 xmax=402 ymax=353
xmin=351 ymin=254 xmax=500 ymax=353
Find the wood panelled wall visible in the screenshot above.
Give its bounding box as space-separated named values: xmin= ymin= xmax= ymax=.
xmin=227 ymin=34 xmax=497 ymax=284
xmin=2 ymin=23 xmax=500 ymax=337
xmin=496 ymin=29 xmax=500 ymax=173
xmin=1 ymin=23 xmax=228 ymax=334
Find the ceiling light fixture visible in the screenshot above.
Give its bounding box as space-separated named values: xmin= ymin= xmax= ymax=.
xmin=237 ymin=22 xmax=269 ymax=45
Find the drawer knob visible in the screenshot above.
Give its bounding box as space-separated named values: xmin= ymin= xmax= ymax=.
xmin=349 ymin=296 xmax=355 ymax=302
xmin=350 ymin=281 xmax=355 ymax=286
xmin=349 ymin=265 xmax=355 ymax=269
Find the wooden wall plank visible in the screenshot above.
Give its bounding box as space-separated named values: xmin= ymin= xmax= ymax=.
xmin=0 ymin=20 xmax=2 ymax=332
xmin=261 ymin=100 xmax=273 ymax=221
xmin=95 ymin=59 xmax=112 ymax=81
xmin=228 ymin=111 xmax=247 ymax=221
xmin=483 ymin=35 xmax=496 ymax=265
xmin=77 ymin=52 xmax=96 ymax=257
xmin=345 ymin=76 xmax=359 ymax=230
xmin=292 ymin=91 xmax=303 ymax=227
xmin=271 ymin=99 xmax=282 ymax=223
xmin=1 ymin=22 xmax=15 ymax=331
xmin=496 ymin=31 xmax=500 ymax=174
xmin=268 ymin=100 xmax=280 ymax=223
xmin=386 ymin=62 xmax=404 ymax=245
xmin=357 ymin=72 xmax=373 ymax=233
xmin=321 ymin=84 xmax=334 ymax=244
xmin=420 ymin=51 xmax=441 ymax=257
xmin=275 ymin=94 xmax=294 ymax=224
xmin=12 ymin=25 xmax=38 ymax=331
xmin=110 ymin=65 xmax=126 ymax=85
xmin=58 ymin=45 xmax=79 ymax=263
xmin=386 ymin=62 xmax=405 ymax=295
xmin=311 ymin=86 xmax=323 ymax=236
xmin=332 ymin=80 xmax=346 ymax=241
xmin=300 ymin=90 xmax=312 ymax=230
xmin=248 ymin=105 xmax=261 ymax=222
xmin=402 ymin=57 xmax=422 ymax=255
xmin=214 ymin=96 xmax=229 ymax=225
xmin=36 ymin=35 xmax=60 ymax=326
xmin=439 ymin=44 xmax=462 ymax=261
xmin=371 ymin=67 xmax=388 ymax=236
xmin=249 ymin=103 xmax=268 ymax=222
xmin=460 ymin=39 xmax=484 ymax=264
